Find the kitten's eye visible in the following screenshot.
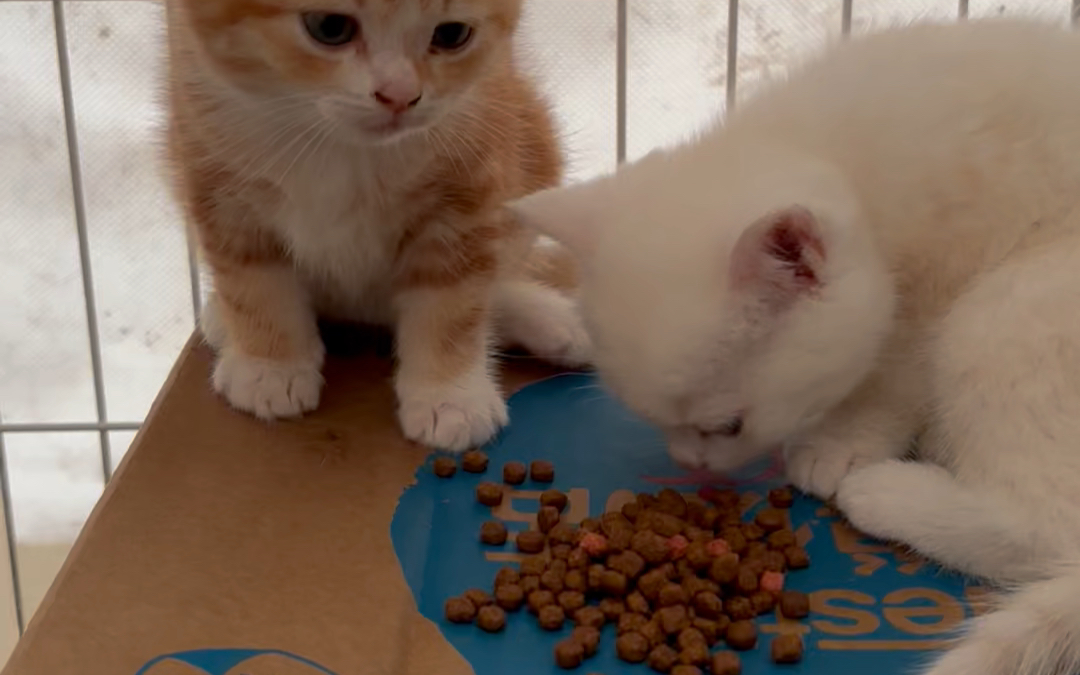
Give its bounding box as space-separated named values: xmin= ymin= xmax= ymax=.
xmin=702 ymin=417 xmax=743 ymax=438
xmin=431 ymin=22 xmax=473 ymax=51
xmin=302 ymin=12 xmax=360 ymax=47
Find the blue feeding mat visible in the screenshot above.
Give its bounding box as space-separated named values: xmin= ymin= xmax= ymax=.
xmin=393 ymin=372 xmax=986 ymax=675
xmin=136 ymin=649 xmax=337 ymax=674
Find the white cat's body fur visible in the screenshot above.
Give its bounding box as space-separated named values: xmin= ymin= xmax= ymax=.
xmin=511 ymin=19 xmax=1080 ymax=675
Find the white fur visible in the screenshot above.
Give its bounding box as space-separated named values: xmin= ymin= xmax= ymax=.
xmin=511 ymin=19 xmax=1080 ymax=675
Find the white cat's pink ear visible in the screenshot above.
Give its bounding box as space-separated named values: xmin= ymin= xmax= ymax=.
xmin=507 ymin=183 xmax=603 ymax=257
xmin=730 ymin=205 xmax=826 ymax=304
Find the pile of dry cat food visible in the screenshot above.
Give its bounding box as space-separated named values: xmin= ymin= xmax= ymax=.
xmin=434 ymin=451 xmax=812 ymax=673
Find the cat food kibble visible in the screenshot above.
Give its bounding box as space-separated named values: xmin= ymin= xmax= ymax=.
xmin=541 ymin=489 xmax=569 ymax=512
xmin=725 ymin=621 xmax=758 ymax=651
xmin=447 ymin=478 xmax=815 ymax=670
xmin=476 ymin=605 xmax=507 ymax=632
xmin=616 ymin=632 xmax=650 ymax=663
xmin=476 ymin=482 xmax=503 ymax=506
xmin=530 ymin=460 xmax=555 ymax=483
xmin=516 ymin=530 xmax=547 ymax=554
xmin=780 ymin=590 xmax=810 ymax=619
xmin=462 ymin=451 xmax=489 ymax=473
xmin=433 ymin=457 xmax=457 ymax=478
xmin=480 ymin=521 xmax=508 ymax=545
xmin=538 ymin=506 xmax=562 ymax=533
xmin=503 ymin=462 xmax=527 ymax=485
xmin=711 ymin=652 xmax=742 ymax=675
xmin=539 ymin=604 xmax=567 ymax=630
xmin=555 ymin=639 xmax=586 ymax=669
xmin=445 ymin=597 xmax=477 ymax=624
xmin=770 ymin=634 xmax=804 ymax=664
xmin=495 ymin=584 xmax=525 ymax=611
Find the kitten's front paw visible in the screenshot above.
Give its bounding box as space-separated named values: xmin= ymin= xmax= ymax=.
xmin=396 ymin=377 xmax=509 ymax=452
xmin=498 ymin=283 xmax=592 ymax=367
xmin=784 ymin=440 xmax=889 ymax=500
xmin=836 ymin=460 xmax=949 ymax=540
xmin=212 ymin=349 xmax=324 ymax=420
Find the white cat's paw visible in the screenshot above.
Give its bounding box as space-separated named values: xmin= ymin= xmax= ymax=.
xmin=836 ymin=460 xmax=944 ymax=539
xmin=212 ymin=349 xmax=324 ymax=420
xmin=396 ymin=377 xmax=509 ymax=452
xmin=784 ymin=440 xmax=889 ymax=500
xmin=498 ymin=283 xmax=593 ymax=367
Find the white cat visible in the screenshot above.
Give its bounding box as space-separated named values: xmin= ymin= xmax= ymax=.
xmin=510 ymin=19 xmax=1080 ymax=675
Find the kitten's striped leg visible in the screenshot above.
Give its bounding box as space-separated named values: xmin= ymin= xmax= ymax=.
xmin=393 ymin=277 xmax=507 ymax=452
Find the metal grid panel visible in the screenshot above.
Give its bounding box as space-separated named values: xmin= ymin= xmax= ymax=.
xmin=0 ymin=0 xmax=1066 ymax=654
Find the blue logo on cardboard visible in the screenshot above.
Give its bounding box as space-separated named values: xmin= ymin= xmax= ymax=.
xmin=136 ymin=649 xmax=337 ymax=675
xmin=391 ymin=373 xmax=986 ymax=675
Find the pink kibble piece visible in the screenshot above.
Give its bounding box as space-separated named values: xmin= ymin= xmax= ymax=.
xmin=668 ymin=535 xmax=689 ymax=559
xmin=761 ymin=571 xmax=786 ymax=593
xmin=706 ymin=539 xmax=731 ymax=557
xmin=579 ymin=532 xmax=609 ymax=557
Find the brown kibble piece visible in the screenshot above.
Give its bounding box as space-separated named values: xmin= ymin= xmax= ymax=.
xmin=573 ymin=625 xmax=602 ymax=656
xmin=741 ymin=523 xmax=766 ymax=541
xmin=685 ymin=541 xmax=711 ymax=570
xmin=521 ymin=575 xmax=541 ymax=594
xmin=587 ymin=564 xmax=606 ymax=591
xmin=632 ymin=530 xmax=672 ymax=564
xmin=616 ymin=632 xmax=650 ymax=663
xmin=677 ymin=627 xmax=707 ymax=651
xmin=495 ymin=584 xmax=525 ymax=611
xmin=746 ymin=541 xmax=769 ymax=560
xmin=480 ymin=521 xmax=508 ymax=545
xmin=580 ymin=517 xmax=602 ymax=533
xmin=626 ymin=591 xmax=651 ymax=615
xmin=692 ymin=617 xmax=721 ymax=645
xmin=768 ymin=487 xmax=795 ymax=509
xmin=538 ymin=506 xmax=562 ymax=534
xmin=656 ymin=489 xmax=689 ymax=518
xmin=549 ymin=523 xmax=580 ymax=546
xmin=494 ymin=567 xmax=520 ymax=588
xmin=559 ymin=590 xmax=587 ymax=613
xmin=600 ymin=597 xmax=627 ymax=621
xmin=647 ymin=644 xmax=680 ymax=673
xmin=709 ymin=554 xmax=741 ymax=585
xmin=720 ymin=528 xmax=748 ymax=555
xmin=552 ymin=543 xmax=573 ymax=560
xmin=609 ymin=551 xmax=647 ymax=579
xmin=678 ymin=643 xmax=709 ymax=667
xmin=645 ymin=511 xmax=685 ymax=537
xmin=444 ymin=596 xmax=477 ymax=623
xmin=531 ymin=460 xmax=555 ymax=483
xmin=658 ymin=583 xmax=688 ymax=607
xmin=568 ymin=547 xmax=590 ymax=569
xmin=541 ymin=569 xmax=566 ymax=594
xmin=462 ymin=451 xmax=488 ymax=473
xmin=768 ymin=529 xmax=797 ymax=551
xmin=433 ymin=457 xmax=457 ymax=478
xmin=539 ymin=604 xmax=567 ymax=630
xmin=726 ymin=620 xmax=758 ymax=651
xmin=736 ymin=566 xmax=759 ymax=595
xmin=464 ymin=588 xmax=493 ymax=608
xmin=541 ymin=489 xmax=569 ymax=512
xmin=640 ymin=618 xmax=666 ymax=647
xmin=528 ymin=589 xmax=556 ymax=614
xmin=763 ymin=550 xmax=788 ymax=572
xmin=565 ymin=569 xmax=587 ymax=592
xmin=671 ymin=666 xmax=702 ymax=675
xmin=516 ymin=530 xmax=547 ymax=554
xmin=780 ymin=590 xmax=810 ymax=619
xmin=574 ymin=605 xmax=607 ymax=629
xmin=521 ymin=555 xmax=547 ymax=576
xmin=657 ymin=605 xmax=690 ymax=635
xmin=555 ymin=638 xmax=586 ymax=669
xmin=638 ymin=569 xmax=669 ymax=601
xmin=600 ymin=570 xmax=629 ymax=596
xmin=693 ymin=592 xmax=723 ymax=619
xmin=751 ymin=590 xmax=776 ymax=616
xmin=617 ymin=612 xmax=649 ymax=635
xmin=711 ymin=651 xmax=742 ymax=675
xmin=476 ymin=605 xmax=506 ymax=632
xmin=755 ymin=508 xmax=786 ymax=532
xmin=785 ymin=546 xmax=811 ymax=569
xmin=622 ymin=501 xmax=641 ymax=522
xmin=771 ymin=634 xmax=804 ymax=664
xmin=475 ymin=482 xmax=503 ymax=506
xmin=502 ymin=462 xmax=527 ymax=485
xmin=725 ymin=596 xmax=755 ymax=621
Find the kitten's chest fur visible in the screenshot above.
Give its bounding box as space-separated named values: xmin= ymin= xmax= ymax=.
xmin=269 ymin=144 xmax=426 ymax=324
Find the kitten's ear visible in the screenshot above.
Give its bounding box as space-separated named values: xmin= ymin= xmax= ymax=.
xmin=507 ymin=182 xmax=604 ymax=258
xmin=730 ymin=205 xmax=826 ymax=305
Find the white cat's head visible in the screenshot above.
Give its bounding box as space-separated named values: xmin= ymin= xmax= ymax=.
xmin=510 ymin=140 xmax=895 ymax=472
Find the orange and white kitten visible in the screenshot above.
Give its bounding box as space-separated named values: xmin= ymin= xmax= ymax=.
xmin=164 ymin=0 xmax=589 ymax=450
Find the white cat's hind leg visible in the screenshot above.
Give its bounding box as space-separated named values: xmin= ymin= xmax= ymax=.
xmin=493 ymin=279 xmax=592 ymax=367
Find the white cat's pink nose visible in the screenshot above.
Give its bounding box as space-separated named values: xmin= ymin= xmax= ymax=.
xmin=373 ymin=89 xmax=421 ymax=114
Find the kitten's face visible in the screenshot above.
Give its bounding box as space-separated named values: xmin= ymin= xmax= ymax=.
xmin=180 ymin=0 xmax=521 ymax=144
xmin=510 ymin=149 xmax=895 ymax=473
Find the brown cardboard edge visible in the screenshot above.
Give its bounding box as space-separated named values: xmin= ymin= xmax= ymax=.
xmin=3 ymin=332 xmax=204 ymax=666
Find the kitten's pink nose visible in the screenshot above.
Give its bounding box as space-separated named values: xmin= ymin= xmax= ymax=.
xmin=373 ymin=88 xmax=421 ymax=114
